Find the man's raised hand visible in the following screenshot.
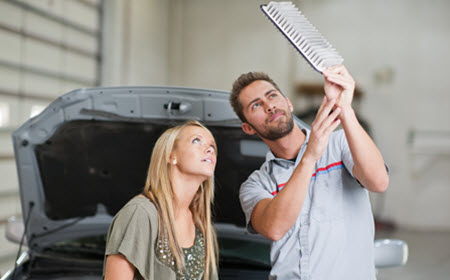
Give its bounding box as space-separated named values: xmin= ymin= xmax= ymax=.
xmin=304 ymin=97 xmax=341 ymax=162
xmin=322 ymin=65 xmax=355 ymax=110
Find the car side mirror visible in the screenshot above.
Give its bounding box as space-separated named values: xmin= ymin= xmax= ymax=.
xmin=374 ymin=239 xmax=408 ymax=268
xmin=5 ymin=216 xmax=26 ymax=245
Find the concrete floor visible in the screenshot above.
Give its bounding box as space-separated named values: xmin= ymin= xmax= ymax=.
xmin=375 ymin=230 xmax=450 ymax=280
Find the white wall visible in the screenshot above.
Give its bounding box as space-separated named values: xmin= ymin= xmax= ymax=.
xmin=102 ymin=0 xmax=170 ymax=86
xmin=295 ymin=0 xmax=450 ymax=230
xmin=0 ymin=0 xmax=102 ymax=275
xmin=166 ymin=0 xmax=299 ymax=93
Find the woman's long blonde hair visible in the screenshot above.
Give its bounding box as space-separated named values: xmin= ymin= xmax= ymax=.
xmin=142 ymin=120 xmax=218 ymax=278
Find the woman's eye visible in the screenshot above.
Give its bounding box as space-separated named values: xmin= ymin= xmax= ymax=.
xmin=192 ymin=138 xmax=200 ymax=143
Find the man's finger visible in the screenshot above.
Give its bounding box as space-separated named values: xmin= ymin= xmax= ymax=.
xmin=324 ymin=64 xmax=347 ymax=75
xmin=325 ymin=73 xmax=354 ymax=89
xmin=325 ymin=117 xmax=341 ymax=135
xmin=314 ymin=99 xmax=336 ymax=127
xmin=315 ymin=96 xmax=329 ymax=117
xmin=324 ymin=71 xmax=353 ymax=82
xmin=320 ymin=106 xmax=341 ymax=130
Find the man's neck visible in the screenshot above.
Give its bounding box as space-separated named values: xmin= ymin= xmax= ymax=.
xmin=263 ymin=125 xmax=306 ymax=159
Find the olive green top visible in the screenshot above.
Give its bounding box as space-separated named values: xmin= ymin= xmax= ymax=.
xmin=104 ymin=196 xmax=217 ymax=280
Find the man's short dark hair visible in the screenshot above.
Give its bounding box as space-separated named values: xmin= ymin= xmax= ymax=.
xmin=230 ymin=72 xmax=282 ymax=123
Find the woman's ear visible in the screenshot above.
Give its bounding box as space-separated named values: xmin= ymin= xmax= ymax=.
xmin=169 ymin=152 xmax=177 ymax=165
xmin=169 ymin=154 xmax=177 ymax=165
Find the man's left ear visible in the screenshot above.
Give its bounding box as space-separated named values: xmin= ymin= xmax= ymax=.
xmin=286 ymin=98 xmax=294 ymax=113
xmin=241 ymin=122 xmax=256 ymax=136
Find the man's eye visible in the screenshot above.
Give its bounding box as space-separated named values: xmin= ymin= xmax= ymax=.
xmin=252 ymin=103 xmax=260 ymax=109
xmin=192 ymin=138 xmax=200 ymax=143
xmin=270 ymin=93 xmax=277 ymax=98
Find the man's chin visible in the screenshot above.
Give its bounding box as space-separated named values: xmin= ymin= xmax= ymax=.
xmin=261 ymin=127 xmax=293 ymax=141
xmin=248 ymin=117 xmax=294 ymax=140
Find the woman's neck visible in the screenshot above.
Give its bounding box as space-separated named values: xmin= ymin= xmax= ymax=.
xmin=170 ymin=172 xmax=201 ymax=248
xmin=170 ymin=171 xmax=203 ymax=212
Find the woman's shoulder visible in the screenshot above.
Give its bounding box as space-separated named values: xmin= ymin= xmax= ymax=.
xmin=116 ymin=195 xmax=159 ymax=221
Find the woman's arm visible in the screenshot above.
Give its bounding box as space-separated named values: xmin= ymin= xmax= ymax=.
xmin=104 ymin=254 xmax=135 ymax=280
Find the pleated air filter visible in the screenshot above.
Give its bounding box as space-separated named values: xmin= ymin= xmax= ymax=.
xmin=261 ymin=1 xmax=343 ymax=73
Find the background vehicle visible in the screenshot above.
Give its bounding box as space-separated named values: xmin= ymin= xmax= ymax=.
xmin=2 ymin=86 xmax=407 ymax=279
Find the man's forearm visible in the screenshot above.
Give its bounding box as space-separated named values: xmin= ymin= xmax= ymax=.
xmin=339 ymin=107 xmax=389 ymax=192
xmin=252 ymin=156 xmax=316 ymax=241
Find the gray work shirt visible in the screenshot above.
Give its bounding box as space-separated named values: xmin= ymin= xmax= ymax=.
xmin=240 ymin=129 xmax=376 ymax=280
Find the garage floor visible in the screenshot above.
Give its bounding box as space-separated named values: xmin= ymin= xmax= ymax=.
xmin=375 ymin=230 xmax=450 ymax=280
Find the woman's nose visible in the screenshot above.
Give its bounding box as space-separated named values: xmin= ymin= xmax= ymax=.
xmin=205 ymin=146 xmax=214 ymax=154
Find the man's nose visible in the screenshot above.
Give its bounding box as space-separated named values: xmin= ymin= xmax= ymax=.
xmin=265 ymin=102 xmax=276 ymax=113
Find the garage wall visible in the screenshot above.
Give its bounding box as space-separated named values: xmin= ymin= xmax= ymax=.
xmin=101 ymin=0 xmax=170 ymax=86
xmin=0 ymin=0 xmax=102 ymax=275
xmin=167 ymin=0 xmax=298 ymax=95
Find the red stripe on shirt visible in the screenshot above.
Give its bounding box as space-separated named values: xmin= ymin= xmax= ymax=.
xmin=271 ymin=161 xmax=344 ymax=196
xmin=312 ymin=161 xmax=343 ymax=178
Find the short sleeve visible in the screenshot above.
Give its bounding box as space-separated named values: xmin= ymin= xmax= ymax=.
xmin=336 ymin=129 xmax=355 ymax=177
xmin=105 ymin=202 xmax=158 ymax=280
xmin=239 ymin=169 xmax=274 ymax=234
xmin=336 ymin=129 xmax=390 ymax=185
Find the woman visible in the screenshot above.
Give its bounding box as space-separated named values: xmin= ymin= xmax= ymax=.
xmin=104 ymin=120 xmax=219 ymax=280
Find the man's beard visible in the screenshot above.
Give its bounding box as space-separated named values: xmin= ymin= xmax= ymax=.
xmin=251 ymin=109 xmax=295 ymax=141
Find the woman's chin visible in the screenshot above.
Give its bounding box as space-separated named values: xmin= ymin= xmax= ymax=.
xmin=200 ymin=171 xmax=215 ymax=181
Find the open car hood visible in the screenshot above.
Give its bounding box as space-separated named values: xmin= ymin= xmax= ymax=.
xmin=13 ymin=85 xmax=311 ymax=253
xmin=12 ymin=86 xmax=246 ymax=251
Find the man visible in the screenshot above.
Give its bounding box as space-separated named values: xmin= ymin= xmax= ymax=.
xmin=229 ymin=65 xmax=389 ymax=279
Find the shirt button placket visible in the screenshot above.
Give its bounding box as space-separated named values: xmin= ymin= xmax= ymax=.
xmin=299 ymin=220 xmax=310 ymax=280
